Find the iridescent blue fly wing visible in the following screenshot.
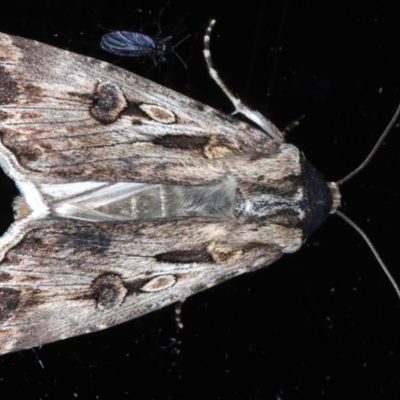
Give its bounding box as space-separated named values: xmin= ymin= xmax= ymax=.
xmin=100 ymin=31 xmax=171 ymax=58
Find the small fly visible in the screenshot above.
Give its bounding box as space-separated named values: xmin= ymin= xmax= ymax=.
xmin=100 ymin=31 xmax=188 ymax=68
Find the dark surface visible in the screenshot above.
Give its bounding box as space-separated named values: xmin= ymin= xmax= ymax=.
xmin=0 ymin=0 xmax=399 ymax=399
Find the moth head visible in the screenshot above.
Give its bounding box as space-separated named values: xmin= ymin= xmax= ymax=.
xmin=297 ymin=158 xmax=341 ymax=238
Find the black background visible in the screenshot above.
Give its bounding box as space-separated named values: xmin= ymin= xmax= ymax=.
xmin=0 ymin=0 xmax=399 ymax=399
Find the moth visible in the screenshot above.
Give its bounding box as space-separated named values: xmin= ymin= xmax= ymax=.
xmin=0 ymin=22 xmax=353 ymax=356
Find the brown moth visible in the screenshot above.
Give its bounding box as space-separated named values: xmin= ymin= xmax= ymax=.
xmin=0 ymin=24 xmax=340 ymax=355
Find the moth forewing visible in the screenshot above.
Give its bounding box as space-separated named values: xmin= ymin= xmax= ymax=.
xmin=0 ymin=32 xmax=336 ymax=355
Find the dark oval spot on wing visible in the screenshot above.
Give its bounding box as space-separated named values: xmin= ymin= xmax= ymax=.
xmin=0 ymin=288 xmax=20 ymax=322
xmin=156 ymin=249 xmax=214 ymax=264
xmin=153 ymin=134 xmax=210 ymax=150
xmin=0 ymin=66 xmax=20 ymax=105
xmin=0 ymin=272 xmax=12 ymax=282
xmin=91 ymin=272 xmax=127 ymax=310
xmin=90 ymin=82 xmax=127 ymax=124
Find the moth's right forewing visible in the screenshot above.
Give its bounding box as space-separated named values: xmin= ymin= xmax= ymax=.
xmin=0 ymin=32 xmax=274 ymax=187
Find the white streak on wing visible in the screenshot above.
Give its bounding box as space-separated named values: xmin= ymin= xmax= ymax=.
xmin=53 ymin=204 xmax=134 ymax=222
xmin=16 ymin=181 xmax=49 ymax=217
xmin=63 ymin=182 xmax=159 ymax=208
xmin=160 ymin=185 xmax=167 ymax=217
xmin=52 ymin=182 xmax=161 ymax=221
xmin=40 ymin=182 xmax=106 ymax=199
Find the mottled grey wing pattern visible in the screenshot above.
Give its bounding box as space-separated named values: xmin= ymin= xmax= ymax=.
xmin=0 ymin=218 xmax=282 ymax=354
xmin=0 ymin=33 xmax=274 ymax=185
xmin=0 ymin=33 xmax=295 ymax=354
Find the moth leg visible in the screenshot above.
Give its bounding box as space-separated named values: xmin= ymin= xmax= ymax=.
xmin=203 ymin=20 xmax=285 ymax=143
xmin=283 ymin=115 xmax=305 ymax=134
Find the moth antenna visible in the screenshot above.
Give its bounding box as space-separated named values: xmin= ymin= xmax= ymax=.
xmin=336 ymin=102 xmax=400 ymax=186
xmin=332 ymin=103 xmax=400 ymax=301
xmin=203 ymin=20 xmax=285 ymax=142
xmin=335 ymin=210 xmax=400 ymax=301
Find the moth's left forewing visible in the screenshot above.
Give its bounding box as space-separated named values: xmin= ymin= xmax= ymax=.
xmin=0 ymin=32 xmax=311 ymax=354
xmin=0 ymin=217 xmax=282 ymax=354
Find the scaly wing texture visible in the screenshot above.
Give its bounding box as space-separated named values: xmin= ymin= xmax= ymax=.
xmin=0 ymin=33 xmax=298 ymax=354
xmin=0 ymin=217 xmax=283 ymax=354
xmin=0 ymin=33 xmax=280 ymax=186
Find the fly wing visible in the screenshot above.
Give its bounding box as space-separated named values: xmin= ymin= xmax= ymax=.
xmin=100 ymin=31 xmax=156 ymax=56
